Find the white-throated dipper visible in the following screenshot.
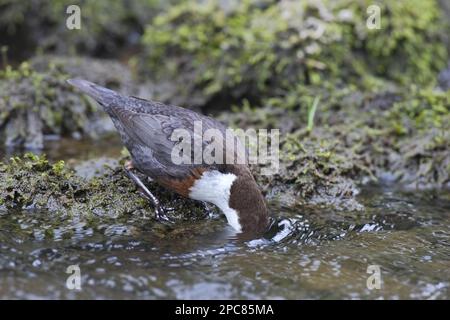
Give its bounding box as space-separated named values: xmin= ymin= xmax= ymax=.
xmin=67 ymin=79 xmax=270 ymax=236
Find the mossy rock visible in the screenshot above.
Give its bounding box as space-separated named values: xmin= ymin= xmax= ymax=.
xmin=139 ymin=0 xmax=448 ymax=108
xmin=0 ymin=57 xmax=138 ymax=149
xmin=224 ymin=84 xmax=450 ymax=198
xmin=0 ymin=153 xmax=212 ymax=239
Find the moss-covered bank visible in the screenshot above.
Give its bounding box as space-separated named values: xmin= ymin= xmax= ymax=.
xmin=0 ymin=153 xmax=212 ymax=239
xmin=137 ymin=0 xmax=450 ymax=205
xmin=226 ymin=85 xmax=450 ymax=208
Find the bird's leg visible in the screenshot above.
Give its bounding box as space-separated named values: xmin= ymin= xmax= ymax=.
xmin=146 ymin=176 xmax=175 ymax=213
xmin=124 ymin=160 xmax=171 ymax=222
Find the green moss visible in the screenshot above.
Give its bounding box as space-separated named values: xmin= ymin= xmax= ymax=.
xmin=386 ymin=88 xmax=450 ymax=136
xmin=140 ymin=0 xmax=448 ymax=107
xmin=333 ymin=0 xmax=448 ymax=85
xmin=52 ymin=160 xmax=66 ymax=176
xmin=0 ymin=62 xmax=88 ymax=148
xmin=0 ymin=154 xmax=211 ymax=233
xmin=225 ymin=83 xmax=449 ymax=205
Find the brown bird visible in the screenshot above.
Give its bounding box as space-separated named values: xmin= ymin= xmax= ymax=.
xmin=67 ymin=79 xmax=270 ymax=237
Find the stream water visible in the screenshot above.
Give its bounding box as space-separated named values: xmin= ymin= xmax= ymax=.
xmin=0 ymin=137 xmax=449 ymax=299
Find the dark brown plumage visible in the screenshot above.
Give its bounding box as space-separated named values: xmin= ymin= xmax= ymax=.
xmin=67 ymin=79 xmax=270 ymax=236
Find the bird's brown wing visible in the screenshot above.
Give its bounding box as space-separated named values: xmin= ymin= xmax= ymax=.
xmin=111 ymin=106 xmax=242 ymax=181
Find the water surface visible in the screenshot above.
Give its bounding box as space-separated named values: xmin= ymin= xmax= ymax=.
xmin=0 ymin=139 xmax=449 ymax=299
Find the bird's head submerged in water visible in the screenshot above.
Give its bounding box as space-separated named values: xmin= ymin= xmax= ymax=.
xmin=67 ymin=78 xmax=270 ymax=237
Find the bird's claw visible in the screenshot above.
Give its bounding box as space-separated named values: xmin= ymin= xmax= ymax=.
xmin=125 ymin=163 xmax=174 ymax=223
xmin=155 ymin=205 xmax=174 ymax=223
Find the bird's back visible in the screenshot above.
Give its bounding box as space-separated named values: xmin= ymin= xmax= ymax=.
xmin=67 ymin=79 xmax=243 ymax=182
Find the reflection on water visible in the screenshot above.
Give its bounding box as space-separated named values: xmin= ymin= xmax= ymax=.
xmin=0 ymin=141 xmax=449 ymax=299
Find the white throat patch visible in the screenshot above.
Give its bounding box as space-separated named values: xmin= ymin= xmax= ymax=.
xmin=189 ymin=170 xmax=242 ymax=232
